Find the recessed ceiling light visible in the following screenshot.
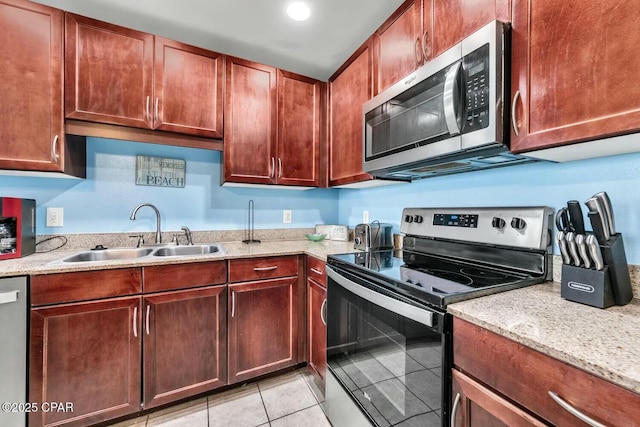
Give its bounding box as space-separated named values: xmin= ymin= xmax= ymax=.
xmin=286 ymin=2 xmax=311 ymax=21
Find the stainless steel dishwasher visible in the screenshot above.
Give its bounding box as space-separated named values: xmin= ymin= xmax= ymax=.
xmin=0 ymin=276 xmax=27 ymax=427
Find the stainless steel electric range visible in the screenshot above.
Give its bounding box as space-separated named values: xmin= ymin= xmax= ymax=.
xmin=325 ymin=207 xmax=554 ymax=427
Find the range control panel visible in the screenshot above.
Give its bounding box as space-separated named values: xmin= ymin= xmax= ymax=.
xmin=400 ymin=207 xmax=554 ymax=250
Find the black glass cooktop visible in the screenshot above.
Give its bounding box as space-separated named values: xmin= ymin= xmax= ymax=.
xmin=328 ymin=250 xmax=541 ymax=308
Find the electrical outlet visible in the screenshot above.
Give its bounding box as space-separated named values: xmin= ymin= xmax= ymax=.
xmin=283 ymin=210 xmax=292 ymax=224
xmin=46 ymin=207 xmax=64 ymax=227
xmin=363 ymin=210 xmax=369 ymax=223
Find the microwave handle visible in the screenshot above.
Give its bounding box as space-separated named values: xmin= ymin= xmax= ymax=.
xmin=443 ymin=61 xmax=462 ymax=135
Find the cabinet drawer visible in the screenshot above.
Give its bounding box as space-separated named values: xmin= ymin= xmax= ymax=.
xmin=143 ymin=261 xmax=227 ymax=293
xmin=454 ymin=318 xmax=640 ymax=426
xmin=306 ymin=256 xmax=326 ymax=286
xmin=31 ymin=268 xmax=142 ymax=306
xmin=228 ymin=256 xmax=298 ymax=283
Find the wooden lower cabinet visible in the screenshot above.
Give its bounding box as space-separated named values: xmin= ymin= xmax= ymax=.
xmin=143 ymin=285 xmax=227 ymax=409
xmin=307 ymin=278 xmax=326 ymax=381
xmin=29 ymin=297 xmax=142 ymax=427
xmin=228 ymin=276 xmax=301 ymax=383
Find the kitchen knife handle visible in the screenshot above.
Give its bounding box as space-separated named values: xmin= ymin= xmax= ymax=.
xmin=586 ymin=234 xmax=605 ymax=271
xmin=575 ymin=234 xmax=591 ymax=269
xmin=567 ymin=201 xmax=585 ymax=234
xmin=556 ymin=231 xmax=571 ymax=265
xmin=565 ymin=232 xmax=581 ymax=267
xmin=586 ymin=198 xmax=611 ymax=241
xmin=594 ymin=192 xmax=615 ymax=235
xmin=587 ymin=210 xmax=610 ymax=243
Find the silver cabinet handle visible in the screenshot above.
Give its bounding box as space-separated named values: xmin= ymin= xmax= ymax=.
xmin=145 ymin=305 xmax=150 ymax=335
xmin=548 ymin=391 xmax=606 ymax=427
xmin=443 ymin=62 xmax=462 ymax=135
xmin=0 ymin=290 xmax=19 ymax=305
xmin=511 ymin=90 xmax=521 ymax=136
xmin=320 ymin=298 xmax=327 ymax=326
xmin=51 ymin=135 xmax=59 ymax=162
xmin=146 ymin=95 xmax=151 ymax=122
xmin=253 ymin=266 xmax=278 ymax=271
xmin=414 ymin=36 xmax=422 ymax=66
xmin=422 ymin=30 xmax=430 ymax=62
xmin=270 ymin=157 xmax=275 ymax=178
xmin=326 ymin=266 xmax=433 ymax=327
xmin=450 ymin=392 xmax=461 ymax=427
xmin=154 ymin=97 xmax=159 ymax=123
xmin=310 ymin=268 xmax=323 ymax=276
xmin=133 ymin=306 xmax=138 ymax=338
xmin=278 ymin=158 xmax=282 ymax=179
xmin=231 ymin=291 xmax=236 ymax=318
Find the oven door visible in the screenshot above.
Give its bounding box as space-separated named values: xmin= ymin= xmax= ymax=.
xmin=326 ymin=265 xmax=451 ymax=427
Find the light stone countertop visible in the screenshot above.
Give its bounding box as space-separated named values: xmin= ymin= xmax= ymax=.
xmin=448 ymin=282 xmax=640 ymax=395
xmin=0 ymin=239 xmax=357 ymax=277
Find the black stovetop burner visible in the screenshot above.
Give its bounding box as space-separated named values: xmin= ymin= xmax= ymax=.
xmin=328 ymin=249 xmax=542 ymax=309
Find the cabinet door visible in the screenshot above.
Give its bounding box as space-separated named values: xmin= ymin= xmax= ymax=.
xmin=224 ymin=57 xmax=277 ymax=184
xmin=29 ymin=297 xmax=141 ymax=427
xmin=432 ymin=0 xmax=510 ymax=57
xmin=329 ymin=41 xmax=374 ymax=186
xmin=65 ymin=13 xmax=154 ymax=129
xmin=154 ymin=37 xmax=224 ymax=138
xmin=143 ymin=286 xmax=227 ymax=409
xmin=228 ymin=276 xmax=300 ymax=383
xmin=307 ymin=278 xmax=326 ymax=381
xmin=276 ymin=70 xmax=322 ymax=186
xmin=451 ymin=370 xmax=546 ymax=427
xmin=510 ymin=0 xmax=640 ymax=152
xmin=374 ymin=0 xmax=423 ymax=94
xmin=0 ymin=0 xmax=65 ymax=172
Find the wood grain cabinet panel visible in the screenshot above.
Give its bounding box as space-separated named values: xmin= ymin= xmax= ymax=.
xmin=0 ymin=0 xmax=77 ymax=174
xmin=143 ymin=261 xmax=227 ymax=293
xmin=228 ymin=255 xmax=299 ymax=283
xmin=29 ymin=297 xmax=141 ymax=427
xmin=143 ymin=286 xmax=227 ymax=409
xmin=307 ymin=275 xmax=326 ymax=382
xmin=228 ymin=276 xmax=301 ymax=383
xmin=329 ymin=41 xmax=374 ymax=187
xmin=374 ymin=0 xmax=423 ymax=94
xmin=454 ymin=318 xmax=640 ymax=426
xmin=510 ymin=0 xmax=640 ymax=152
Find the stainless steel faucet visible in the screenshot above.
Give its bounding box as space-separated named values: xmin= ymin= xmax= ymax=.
xmin=130 ymin=203 xmax=162 ymax=244
xmin=181 ymin=226 xmax=193 ymax=245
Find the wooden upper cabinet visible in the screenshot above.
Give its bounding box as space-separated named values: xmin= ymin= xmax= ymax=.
xmin=277 ymin=70 xmax=322 ymax=186
xmin=432 ymin=0 xmax=510 ymax=57
xmin=65 ymin=14 xmax=224 ymax=138
xmin=329 ymin=40 xmax=374 ymax=187
xmin=224 ymin=57 xmax=278 ymax=184
xmin=510 ymin=0 xmax=640 ymax=153
xmin=374 ymin=0 xmax=423 ymax=94
xmin=154 ymin=37 xmax=224 ymax=138
xmin=0 ymin=0 xmax=71 ymax=173
xmin=65 ymin=13 xmax=153 ymax=129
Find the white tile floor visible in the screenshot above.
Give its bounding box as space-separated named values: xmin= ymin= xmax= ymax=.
xmin=107 ymin=368 xmax=330 ymax=427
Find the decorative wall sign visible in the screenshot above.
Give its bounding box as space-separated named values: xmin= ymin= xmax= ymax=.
xmin=135 ymin=156 xmax=186 ymax=188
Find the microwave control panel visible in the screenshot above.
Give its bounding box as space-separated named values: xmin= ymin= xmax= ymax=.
xmin=462 ymin=43 xmax=490 ymax=132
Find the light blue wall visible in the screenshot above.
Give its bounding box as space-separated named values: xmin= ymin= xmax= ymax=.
xmin=338 ymin=151 xmax=640 ymax=264
xmin=0 ymin=137 xmax=339 ymax=234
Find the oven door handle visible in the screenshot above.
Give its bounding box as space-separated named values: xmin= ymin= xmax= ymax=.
xmin=326 ymin=266 xmax=434 ymax=328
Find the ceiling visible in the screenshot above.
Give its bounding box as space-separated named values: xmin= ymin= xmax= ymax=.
xmin=33 ymin=0 xmax=405 ymax=80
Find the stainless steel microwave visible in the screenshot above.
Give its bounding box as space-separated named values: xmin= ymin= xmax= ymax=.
xmin=363 ymin=20 xmax=535 ymax=180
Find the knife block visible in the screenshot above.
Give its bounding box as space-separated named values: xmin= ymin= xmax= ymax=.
xmin=600 ymin=234 xmax=633 ymax=305
xmin=561 ymin=264 xmax=615 ymax=309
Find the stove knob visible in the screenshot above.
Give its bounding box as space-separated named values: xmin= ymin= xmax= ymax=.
xmin=492 ymin=217 xmax=506 ymax=229
xmin=354 ymin=237 xmax=361 ymax=245
xmin=511 ymin=217 xmax=527 ymax=230
xmin=414 ymin=215 xmax=423 ymax=223
xmin=405 ymin=215 xmax=414 ymax=223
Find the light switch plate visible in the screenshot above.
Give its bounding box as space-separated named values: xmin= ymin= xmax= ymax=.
xmin=46 ymin=207 xmax=64 ymax=227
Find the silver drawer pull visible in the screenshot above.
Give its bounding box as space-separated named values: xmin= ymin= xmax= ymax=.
xmin=0 ymin=290 xmax=18 ymax=305
xmin=253 ymin=266 xmax=278 ymax=271
xmin=548 ymin=391 xmax=607 ymax=427
xmin=231 ymin=291 xmax=236 ymax=318
xmin=310 ymin=268 xmax=323 ymax=275
xmin=450 ymin=392 xmax=461 ymax=427
xmin=133 ymin=306 xmax=138 ymax=338
xmin=145 ymin=305 xmax=150 ymax=335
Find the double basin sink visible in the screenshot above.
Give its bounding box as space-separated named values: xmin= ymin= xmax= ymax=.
xmin=60 ymin=244 xmax=223 ymax=263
